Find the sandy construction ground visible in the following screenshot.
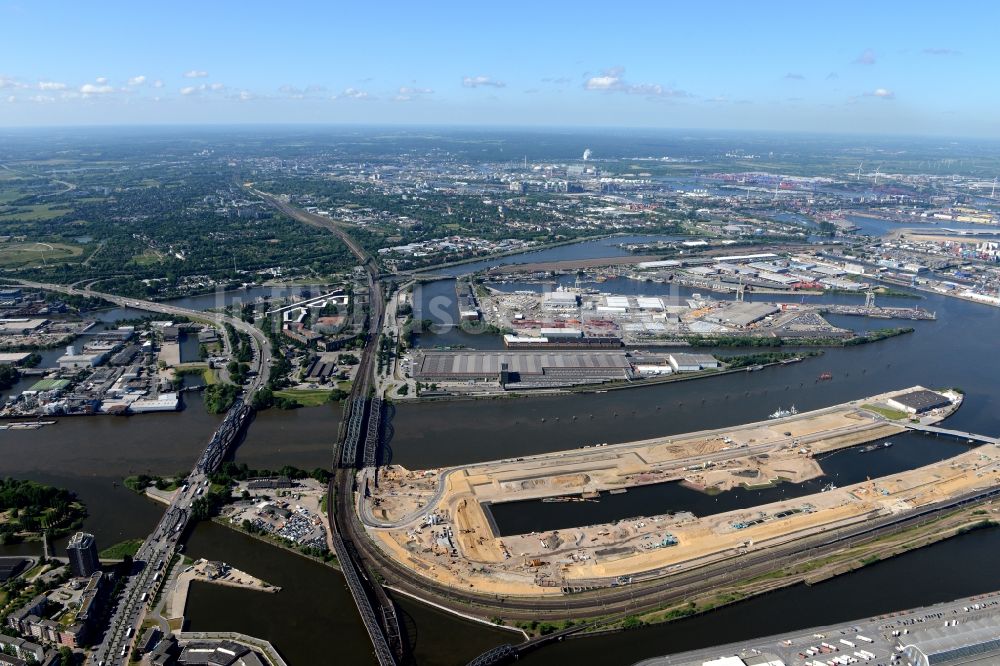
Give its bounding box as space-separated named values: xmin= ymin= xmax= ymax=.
xmin=361 ymin=387 xmax=975 ymax=597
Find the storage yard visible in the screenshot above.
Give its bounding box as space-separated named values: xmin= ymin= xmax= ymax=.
xmin=357 ymin=387 xmax=991 ymax=597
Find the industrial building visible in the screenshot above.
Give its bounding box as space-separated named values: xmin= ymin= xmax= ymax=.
xmin=0 ymin=319 xmax=46 ymax=335
xmin=900 ymin=616 xmax=1000 ymax=665
xmin=706 ymin=302 xmax=780 ymax=328
xmin=415 ymin=350 xmax=633 ymax=383
xmin=668 ymin=353 xmax=721 ymax=372
xmin=702 ymin=658 xmax=785 ymax=666
xmin=542 ymin=290 xmax=579 ymax=310
xmin=887 ymin=389 xmax=951 ymax=415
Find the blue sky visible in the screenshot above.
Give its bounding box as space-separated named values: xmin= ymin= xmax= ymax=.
xmin=0 ymin=1 xmax=996 ymax=135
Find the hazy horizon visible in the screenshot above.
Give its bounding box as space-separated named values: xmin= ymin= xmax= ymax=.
xmin=2 ymin=1 xmax=999 ymax=136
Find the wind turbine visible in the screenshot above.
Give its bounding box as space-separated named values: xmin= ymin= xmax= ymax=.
xmin=991 ymin=177 xmax=997 ymax=198
xmin=872 ymin=166 xmax=881 ymax=187
xmin=856 ymin=161 xmax=864 ymax=181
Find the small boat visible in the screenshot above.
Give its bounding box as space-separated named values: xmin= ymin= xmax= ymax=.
xmin=821 ymin=482 xmax=837 ymax=492
xmin=819 ymin=372 xmax=833 ymax=380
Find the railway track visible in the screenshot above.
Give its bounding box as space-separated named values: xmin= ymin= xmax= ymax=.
xmin=257 ymin=191 xmax=402 ymax=664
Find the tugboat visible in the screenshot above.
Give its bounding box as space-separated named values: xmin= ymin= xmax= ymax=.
xmin=768 ymin=405 xmax=799 ymax=419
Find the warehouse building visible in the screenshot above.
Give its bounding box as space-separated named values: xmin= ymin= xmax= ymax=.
xmin=887 ymin=389 xmax=951 ymax=415
xmin=0 ymin=319 xmax=47 ymax=335
xmin=900 ymin=615 xmax=1000 ymax=665
xmin=710 ymin=302 xmax=780 ymax=328
xmin=415 ymin=350 xmax=633 ymax=382
xmin=542 ymin=291 xmax=579 ymax=310
xmin=668 ymin=353 xmax=721 ymax=372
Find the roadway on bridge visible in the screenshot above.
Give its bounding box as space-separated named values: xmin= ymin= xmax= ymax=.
xmin=8 ymin=281 xmax=270 ymax=666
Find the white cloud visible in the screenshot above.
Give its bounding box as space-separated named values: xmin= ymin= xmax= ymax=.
xmin=334 ymin=87 xmax=372 ymax=100
xmin=127 ymin=75 xmax=147 ymax=86
xmin=80 ymin=83 xmax=115 ymax=96
xmin=27 ymin=94 xmax=55 ymax=103
xmin=0 ymin=76 xmax=28 ymax=89
xmin=583 ymin=67 xmax=688 ymax=98
xmin=462 ymin=75 xmax=505 ymax=88
xmin=864 ymin=87 xmax=895 ymax=99
xmin=180 ymin=83 xmax=225 ymax=96
xmin=394 ymin=85 xmax=433 ymax=101
xmin=278 ymin=84 xmax=327 ymax=98
xmin=784 ymin=73 xmax=805 ymax=80
xmin=38 ymin=81 xmax=67 ymax=91
xmin=183 ymin=70 xmax=209 ymax=79
xmin=152 ymin=79 xmax=164 ymax=88
xmin=237 ymin=90 xmax=254 ymax=101
xmin=95 ymin=76 xmax=109 ymax=84
xmin=854 ymin=48 xmax=877 ymax=65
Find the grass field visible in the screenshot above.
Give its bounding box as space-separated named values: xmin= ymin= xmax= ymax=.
xmin=274 ymin=389 xmax=333 ymax=407
xmin=0 ymin=203 xmax=68 ymax=221
xmin=130 ymin=248 xmax=165 ymax=266
xmin=861 ymin=404 xmax=910 ymax=420
xmin=0 ymin=241 xmax=84 ymax=268
xmin=99 ymin=538 xmax=144 ymax=560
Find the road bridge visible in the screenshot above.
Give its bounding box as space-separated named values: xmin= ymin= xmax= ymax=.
xmin=263 ymin=289 xmax=345 ymax=316
xmin=13 ymin=279 xmax=272 ymax=392
xmin=906 ymin=423 xmax=999 ymax=445
xmin=11 ymin=280 xmax=270 ymax=666
xmin=92 ymin=399 xmax=256 ymax=665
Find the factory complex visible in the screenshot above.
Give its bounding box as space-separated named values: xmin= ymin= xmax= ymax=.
xmin=473 ymin=282 xmax=926 ymax=348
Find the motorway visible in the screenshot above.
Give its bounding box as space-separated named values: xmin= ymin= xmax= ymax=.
xmin=7 ymin=280 xmax=270 ymax=665
xmin=11 ymin=279 xmax=272 ymax=393
xmin=91 ymin=404 xmax=251 ymax=665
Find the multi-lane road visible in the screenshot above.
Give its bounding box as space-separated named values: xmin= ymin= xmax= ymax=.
xmin=12 ymin=279 xmax=272 ymax=392
xmin=7 ymin=280 xmax=270 ymax=665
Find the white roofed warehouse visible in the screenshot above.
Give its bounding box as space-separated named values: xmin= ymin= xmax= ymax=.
xmin=900 ymin=616 xmax=1000 ymax=665
xmin=414 ymin=350 xmax=634 ymax=386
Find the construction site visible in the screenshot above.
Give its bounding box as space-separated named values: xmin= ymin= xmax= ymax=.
xmin=356 ymin=387 xmax=1000 ymax=598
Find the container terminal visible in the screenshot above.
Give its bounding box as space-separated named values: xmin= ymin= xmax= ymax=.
xmin=355 ymin=387 xmax=1000 ymax=599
